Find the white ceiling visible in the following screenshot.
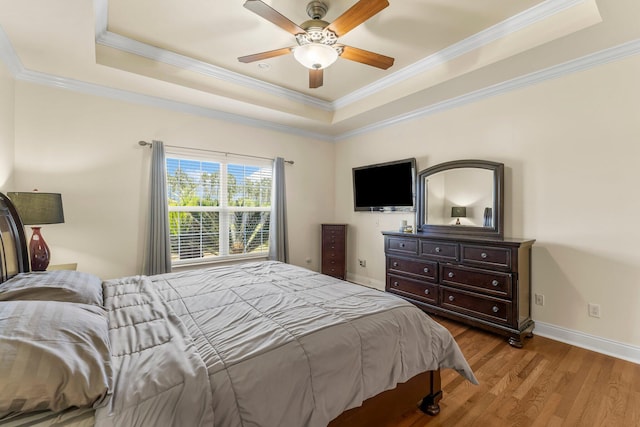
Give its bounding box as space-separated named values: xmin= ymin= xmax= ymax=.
xmin=0 ymin=0 xmax=638 ymax=140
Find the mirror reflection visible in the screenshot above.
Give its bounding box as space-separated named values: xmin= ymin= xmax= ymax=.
xmin=416 ymin=159 xmax=504 ymax=238
xmin=424 ymin=168 xmax=494 ymax=227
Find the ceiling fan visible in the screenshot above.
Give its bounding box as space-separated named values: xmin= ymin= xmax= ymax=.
xmin=238 ymin=0 xmax=394 ymax=89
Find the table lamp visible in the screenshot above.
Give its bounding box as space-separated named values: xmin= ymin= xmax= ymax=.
xmin=451 ymin=206 xmax=467 ymax=225
xmin=7 ymin=191 xmax=65 ymax=271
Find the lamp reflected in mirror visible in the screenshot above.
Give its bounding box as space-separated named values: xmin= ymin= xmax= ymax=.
xmin=451 ymin=206 xmax=466 ymax=225
xmin=7 ymin=190 xmax=64 ymax=271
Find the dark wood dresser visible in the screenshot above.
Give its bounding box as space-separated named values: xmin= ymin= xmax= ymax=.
xmin=322 ymin=224 xmax=347 ymax=280
xmin=382 ymin=231 xmax=535 ymax=347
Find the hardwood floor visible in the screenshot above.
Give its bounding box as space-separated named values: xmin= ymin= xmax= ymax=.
xmin=388 ymin=316 xmax=640 ymax=427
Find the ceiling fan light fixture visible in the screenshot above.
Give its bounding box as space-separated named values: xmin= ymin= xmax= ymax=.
xmin=293 ymin=43 xmax=339 ymax=70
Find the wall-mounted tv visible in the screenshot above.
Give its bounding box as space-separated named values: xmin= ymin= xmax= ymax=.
xmin=352 ymin=158 xmax=416 ymax=212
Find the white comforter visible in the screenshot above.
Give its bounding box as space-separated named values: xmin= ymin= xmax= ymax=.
xmin=96 ymin=261 xmax=476 ymax=427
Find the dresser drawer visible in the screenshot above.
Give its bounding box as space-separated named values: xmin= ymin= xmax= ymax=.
xmin=419 ymin=240 xmax=458 ymax=261
xmin=440 ymin=265 xmax=512 ymax=298
xmin=322 ymin=259 xmax=345 ymax=278
xmin=387 ymin=275 xmax=438 ymax=304
xmin=387 ymin=237 xmax=418 ymax=255
xmin=323 ymin=224 xmax=345 ymax=233
xmin=461 ymin=244 xmax=511 ymax=270
xmin=441 ymin=286 xmax=512 ymax=325
xmin=322 ymin=238 xmax=345 ymax=253
xmin=323 ymin=232 xmax=344 ymax=245
xmin=387 ymin=256 xmax=437 ymax=281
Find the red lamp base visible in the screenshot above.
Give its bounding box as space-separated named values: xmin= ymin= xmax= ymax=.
xmin=29 ymin=227 xmax=51 ymax=271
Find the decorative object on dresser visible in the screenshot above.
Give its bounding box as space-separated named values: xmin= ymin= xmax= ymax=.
xmin=7 ymin=190 xmax=64 ymax=271
xmin=322 ymin=224 xmax=347 ymax=279
xmin=384 ymin=159 xmax=536 ymax=347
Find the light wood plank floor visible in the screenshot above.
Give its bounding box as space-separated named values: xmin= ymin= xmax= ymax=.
xmin=388 ymin=316 xmax=640 ymax=427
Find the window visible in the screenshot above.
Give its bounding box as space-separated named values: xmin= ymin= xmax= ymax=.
xmin=166 ymin=151 xmax=272 ymax=264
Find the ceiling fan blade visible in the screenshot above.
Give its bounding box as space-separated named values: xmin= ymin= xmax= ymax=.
xmin=309 ymin=68 xmax=323 ymax=89
xmin=326 ymin=0 xmax=389 ymax=37
xmin=340 ymin=45 xmax=394 ymax=69
xmin=243 ymin=0 xmax=306 ymax=36
xmin=238 ymin=47 xmax=293 ymax=63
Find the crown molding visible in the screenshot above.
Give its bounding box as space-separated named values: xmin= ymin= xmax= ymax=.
xmin=1 ymin=11 xmax=638 ymax=143
xmin=336 ymin=38 xmax=640 ymax=141
xmin=333 ymin=0 xmax=588 ymax=109
xmin=93 ymin=0 xmax=333 ymax=112
xmin=96 ymin=31 xmax=335 ymax=113
xmin=0 ymin=25 xmax=24 ymax=76
xmin=93 ymin=0 xmax=587 ymax=112
xmin=17 ymin=67 xmax=333 ymax=141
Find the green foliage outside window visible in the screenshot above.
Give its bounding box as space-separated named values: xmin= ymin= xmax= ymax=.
xmin=167 ymin=159 xmax=271 ymax=261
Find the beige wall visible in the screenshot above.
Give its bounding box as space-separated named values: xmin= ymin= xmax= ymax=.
xmin=0 ymin=61 xmax=14 ymax=191
xmin=5 ymin=52 xmax=640 ymax=353
xmin=12 ymin=82 xmax=335 ymax=279
xmin=336 ymin=55 xmax=640 ymax=347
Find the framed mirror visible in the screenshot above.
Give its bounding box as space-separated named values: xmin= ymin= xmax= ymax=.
xmin=416 ymin=159 xmax=504 ymax=238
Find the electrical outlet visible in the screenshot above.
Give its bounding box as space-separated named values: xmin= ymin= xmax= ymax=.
xmin=534 ymin=294 xmax=544 ymax=306
xmin=588 ymin=303 xmax=601 ymax=318
xmin=358 ymin=259 xmax=366 ymax=267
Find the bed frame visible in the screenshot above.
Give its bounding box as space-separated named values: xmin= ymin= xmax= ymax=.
xmin=0 ymin=191 xmax=443 ymax=425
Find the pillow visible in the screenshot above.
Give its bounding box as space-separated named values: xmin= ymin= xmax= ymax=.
xmin=0 ymin=300 xmax=112 ymax=419
xmin=0 ymin=270 xmax=103 ymax=306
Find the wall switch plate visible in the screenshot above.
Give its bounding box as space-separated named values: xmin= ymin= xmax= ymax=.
xmin=588 ymin=303 xmax=601 ymax=318
xmin=534 ymin=294 xmax=544 ymax=306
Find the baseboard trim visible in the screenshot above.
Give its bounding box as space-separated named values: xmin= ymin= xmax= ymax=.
xmin=534 ymin=321 xmax=640 ymax=365
xmin=341 ymin=278 xmax=640 ymax=364
xmin=346 ymin=273 xmax=385 ymax=291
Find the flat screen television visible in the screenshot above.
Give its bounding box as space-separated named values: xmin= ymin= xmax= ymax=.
xmin=352 ymin=158 xmax=416 ymax=212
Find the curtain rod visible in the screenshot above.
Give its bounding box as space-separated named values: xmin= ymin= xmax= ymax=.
xmin=138 ymin=141 xmax=294 ymax=165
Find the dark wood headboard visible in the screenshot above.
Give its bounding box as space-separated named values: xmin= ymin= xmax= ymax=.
xmin=0 ymin=192 xmax=30 ymax=283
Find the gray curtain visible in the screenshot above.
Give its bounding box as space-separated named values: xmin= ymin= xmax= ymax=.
xmin=268 ymin=157 xmax=288 ymax=262
xmin=143 ymin=140 xmax=172 ymax=275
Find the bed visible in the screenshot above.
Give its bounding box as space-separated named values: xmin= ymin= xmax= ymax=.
xmin=0 ymin=192 xmax=477 ymax=426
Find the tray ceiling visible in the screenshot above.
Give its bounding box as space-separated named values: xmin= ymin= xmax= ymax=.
xmin=1 ymin=0 xmax=634 ymax=139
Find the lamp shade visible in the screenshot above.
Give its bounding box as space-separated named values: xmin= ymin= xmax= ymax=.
xmin=451 ymin=206 xmax=467 ymax=218
xmin=293 ymin=43 xmax=339 ymax=69
xmin=7 ymin=192 xmax=65 ymax=225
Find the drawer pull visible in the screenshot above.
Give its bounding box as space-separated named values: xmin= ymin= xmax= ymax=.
xmin=448 ymin=295 xmax=455 ymax=302
xmin=393 ymin=262 xmax=399 ymax=267
xmin=423 ymin=267 xmax=429 ymax=273
xmin=492 ymin=306 xmax=499 ymax=313
xmin=424 ymin=289 xmax=430 ymax=295
xmin=435 ymin=247 xmax=441 ymax=253
xmin=400 ymin=243 xmax=405 ymax=248
xmin=448 ymin=272 xmax=454 ymax=278
xmin=492 ymin=279 xmax=499 ymax=286
xmin=393 ymin=281 xmax=399 ymax=287
xmin=481 ymin=252 xmax=488 ymax=259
